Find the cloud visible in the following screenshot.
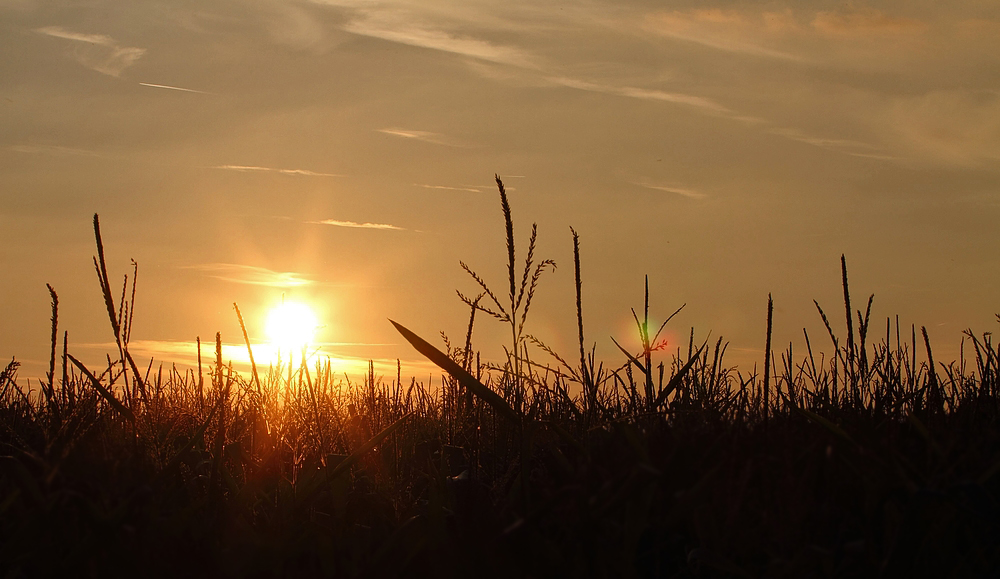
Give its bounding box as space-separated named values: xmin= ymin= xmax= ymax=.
xmin=549 ymin=76 xmax=733 ymax=116
xmin=263 ymin=4 xmax=341 ymax=53
xmin=212 ymin=165 xmax=340 ymax=177
xmin=769 ymin=127 xmax=889 ymax=157
xmin=377 ymin=128 xmax=466 ymax=147
xmin=35 ymin=26 xmax=145 ymax=76
xmin=185 ymin=263 xmax=314 ymax=287
xmin=307 ymin=5 xmax=753 ymax=127
xmin=416 ymin=184 xmax=485 ymax=193
xmin=634 ymin=182 xmax=706 ymax=199
xmin=642 ymin=7 xmax=928 ymax=65
xmin=885 ymin=90 xmax=1000 ymax=166
xmin=312 ymin=219 xmax=405 ymax=230
xmin=812 ymin=9 xmax=927 ymax=37
xmin=139 ymin=82 xmax=208 ymax=94
xmin=643 ymin=10 xmax=806 ymax=61
xmin=35 ymin=26 xmax=117 ymax=45
xmin=340 ymin=8 xmax=536 ymax=68
xmin=71 ymin=339 xmax=442 ymax=377
xmin=9 ymin=144 xmax=99 ymax=156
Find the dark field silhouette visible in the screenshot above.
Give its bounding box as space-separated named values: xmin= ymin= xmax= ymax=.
xmin=2 ymin=178 xmax=999 ymax=578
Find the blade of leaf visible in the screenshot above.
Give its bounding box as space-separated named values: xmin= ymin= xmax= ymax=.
xmin=790 ymin=405 xmax=857 ymax=447
xmin=651 ymin=303 xmax=686 ymax=346
xmin=611 ymin=336 xmax=647 ymax=375
xmin=151 ymin=394 xmax=225 ymax=485
xmin=390 ymin=319 xmax=521 ymax=423
xmin=653 ymin=343 xmax=706 ymax=409
xmin=329 ymin=412 xmax=411 ymax=480
xmin=295 ymin=412 xmax=412 ymax=509
xmin=68 ymin=353 xmax=135 ymax=424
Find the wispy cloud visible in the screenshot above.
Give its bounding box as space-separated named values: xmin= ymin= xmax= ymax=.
xmin=642 ymin=6 xmax=930 ymax=65
xmin=342 ymin=10 xmax=536 ymax=68
xmin=35 ymin=26 xmax=145 ymax=76
xmin=633 ymin=182 xmax=707 ymax=199
xmin=184 ymin=263 xmax=314 ymax=287
xmin=769 ymin=127 xmax=887 ymax=157
xmin=72 ymin=339 xmax=443 ymax=377
xmin=377 ymin=128 xmax=466 ymax=147
xmin=416 ymin=183 xmax=485 ymax=193
xmin=884 ymin=89 xmax=1000 ymax=166
xmin=306 ymin=5 xmax=749 ymax=127
xmin=74 ymin=340 xmax=249 ymax=366
xmin=8 ymin=144 xmax=99 ymax=156
xmin=811 ymin=9 xmax=927 ymax=37
xmin=550 ymin=76 xmax=733 ymax=116
xmin=35 ymin=26 xmax=118 ymax=45
xmin=643 ymin=10 xmax=806 ymax=61
xmin=311 ymin=219 xmax=405 ymax=230
xmin=211 ymin=165 xmax=340 ymax=177
xmin=554 ymin=73 xmax=886 ymax=160
xmin=139 ymin=82 xmax=208 ymax=94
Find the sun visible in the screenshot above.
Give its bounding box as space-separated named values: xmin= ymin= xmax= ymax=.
xmin=265 ymin=301 xmax=319 ymax=354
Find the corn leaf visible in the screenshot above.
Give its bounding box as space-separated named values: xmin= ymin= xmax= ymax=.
xmin=390 ymin=319 xmax=521 ymax=423
xmin=653 ymin=344 xmax=706 ymax=409
xmin=68 ymin=354 xmax=135 ymax=424
xmin=295 ymin=412 xmax=412 ymax=508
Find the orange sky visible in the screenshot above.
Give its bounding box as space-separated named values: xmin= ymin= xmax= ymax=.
xmin=3 ymin=0 xmax=1000 ymax=381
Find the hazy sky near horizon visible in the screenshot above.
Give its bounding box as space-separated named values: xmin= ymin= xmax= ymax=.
xmin=2 ymin=0 xmax=1000 ymax=379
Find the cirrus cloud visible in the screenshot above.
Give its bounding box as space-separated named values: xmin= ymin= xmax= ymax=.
xmin=184 ymin=263 xmax=315 ymax=287
xmin=311 ymin=219 xmax=405 ymax=230
xmin=212 ymin=164 xmax=340 ymax=177
xmin=35 ymin=26 xmax=145 ymax=76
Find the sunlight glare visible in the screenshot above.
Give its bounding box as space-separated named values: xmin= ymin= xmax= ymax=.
xmin=265 ymin=301 xmax=319 ymax=354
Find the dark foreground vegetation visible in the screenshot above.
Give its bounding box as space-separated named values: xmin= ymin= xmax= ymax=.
xmin=3 ymin=178 xmax=1000 ymax=577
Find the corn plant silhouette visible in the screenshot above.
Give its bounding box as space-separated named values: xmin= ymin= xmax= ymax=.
xmin=452 ymin=174 xmax=556 ymax=413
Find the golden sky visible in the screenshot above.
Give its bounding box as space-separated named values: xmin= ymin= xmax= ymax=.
xmin=2 ymin=0 xmax=999 ymax=379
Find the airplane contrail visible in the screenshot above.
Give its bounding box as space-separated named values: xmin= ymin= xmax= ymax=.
xmin=139 ymin=82 xmax=207 ymax=94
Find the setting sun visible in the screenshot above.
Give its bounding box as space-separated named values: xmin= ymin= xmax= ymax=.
xmin=265 ymin=301 xmax=319 ymax=354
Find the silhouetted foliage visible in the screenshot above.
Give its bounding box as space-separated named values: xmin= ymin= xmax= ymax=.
xmin=2 ymin=186 xmax=999 ymax=578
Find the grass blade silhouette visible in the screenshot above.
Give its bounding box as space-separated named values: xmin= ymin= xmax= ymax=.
xmin=67 ymin=354 xmax=135 ymax=424
xmin=611 ymin=336 xmax=647 ymax=375
xmin=295 ymin=412 xmax=413 ymax=508
xmin=390 ymin=319 xmax=521 ymax=423
xmin=654 ymin=343 xmax=706 ymax=409
xmin=327 ymin=412 xmax=411 ymax=481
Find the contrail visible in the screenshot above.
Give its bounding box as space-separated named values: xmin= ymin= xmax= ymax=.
xmin=212 ymin=165 xmax=340 ymax=177
xmin=634 ymin=182 xmax=707 ymax=199
xmin=313 ymin=219 xmax=404 ymax=231
xmin=416 ymin=184 xmax=484 ymax=193
xmin=139 ymin=82 xmax=207 ymax=94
